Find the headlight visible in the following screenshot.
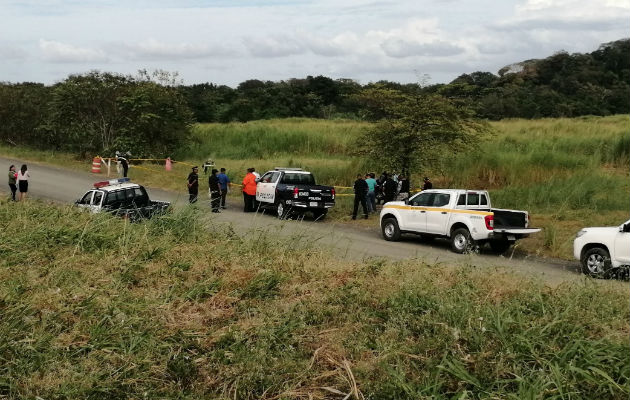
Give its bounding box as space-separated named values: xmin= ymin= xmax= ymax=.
xmin=575 ymin=229 xmax=587 ymax=238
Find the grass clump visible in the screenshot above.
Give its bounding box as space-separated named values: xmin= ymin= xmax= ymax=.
xmin=0 ymin=200 xmax=628 ymax=399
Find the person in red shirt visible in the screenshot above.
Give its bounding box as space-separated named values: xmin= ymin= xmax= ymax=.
xmin=242 ymin=168 xmax=258 ymax=212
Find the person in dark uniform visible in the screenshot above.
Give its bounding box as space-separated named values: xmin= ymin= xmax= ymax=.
xmin=352 ymin=174 xmax=369 ymax=220
xmin=383 ymin=174 xmax=397 ymax=203
xmin=117 ymin=153 xmax=129 ymax=178
xmin=187 ymin=166 xmax=199 ymax=204
xmin=208 ymin=168 xmax=222 ymax=213
xmin=397 ymin=174 xmax=410 ymax=201
xmin=423 ymin=177 xmax=433 ymax=190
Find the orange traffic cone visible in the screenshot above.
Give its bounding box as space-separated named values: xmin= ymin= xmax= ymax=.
xmin=91 ymin=156 xmax=101 ymax=173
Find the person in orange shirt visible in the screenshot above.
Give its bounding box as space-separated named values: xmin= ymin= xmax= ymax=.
xmin=242 ymin=167 xmax=258 ymax=212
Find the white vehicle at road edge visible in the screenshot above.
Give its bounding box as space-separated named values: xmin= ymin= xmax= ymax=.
xmin=379 ymin=189 xmax=541 ymax=254
xmin=573 ymin=220 xmax=630 ymax=277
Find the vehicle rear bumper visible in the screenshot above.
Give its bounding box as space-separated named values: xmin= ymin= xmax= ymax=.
xmin=290 ymin=200 xmax=335 ymax=209
xmin=490 ymin=228 xmax=541 ymax=239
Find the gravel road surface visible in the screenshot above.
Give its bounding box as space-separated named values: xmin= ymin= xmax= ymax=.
xmin=0 ymin=156 xmax=595 ymax=285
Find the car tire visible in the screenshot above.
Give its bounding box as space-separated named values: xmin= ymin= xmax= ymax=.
xmin=489 ymin=240 xmax=512 ymax=254
xmin=451 ymin=228 xmax=475 ymax=254
xmin=382 ymin=218 xmax=401 ymax=241
xmin=276 ymin=201 xmax=289 ymax=220
xmin=581 ymin=247 xmax=611 ymax=278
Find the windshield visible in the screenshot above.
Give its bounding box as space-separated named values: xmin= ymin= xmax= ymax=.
xmin=281 ymin=173 xmax=315 ymax=185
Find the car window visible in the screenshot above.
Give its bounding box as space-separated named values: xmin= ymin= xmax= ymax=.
xmin=133 ymin=187 xmax=149 ymax=207
xmin=457 ymin=194 xmax=466 ymax=206
xmin=480 ymin=194 xmax=488 ymax=206
xmin=410 ymin=192 xmax=433 ymax=207
xmin=432 ymin=193 xmax=450 ymax=207
xmin=270 ymin=172 xmax=281 ymax=183
xmin=78 ymin=191 xmax=93 ymax=205
xmin=92 ymin=191 xmax=103 ymax=206
xmin=260 ymin=172 xmax=273 ymax=183
xmin=467 ymin=193 xmax=480 ymax=206
xmin=281 ymin=173 xmax=315 ymax=185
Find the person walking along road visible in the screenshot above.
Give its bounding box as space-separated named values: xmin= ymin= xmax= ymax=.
xmin=242 ymin=168 xmax=257 ymax=212
xmin=8 ymin=165 xmax=17 ymax=201
xmin=187 ymin=166 xmax=199 ymax=204
xmin=218 ymin=167 xmax=230 ymax=209
xmin=365 ymin=172 xmax=377 ymax=213
xmin=352 ymin=174 xmax=369 ymax=220
xmin=208 ymin=169 xmax=222 ymax=213
xmin=16 ymin=164 xmax=30 ymax=201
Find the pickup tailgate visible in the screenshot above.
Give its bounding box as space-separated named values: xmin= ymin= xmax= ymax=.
xmin=290 ymin=185 xmax=335 ymax=208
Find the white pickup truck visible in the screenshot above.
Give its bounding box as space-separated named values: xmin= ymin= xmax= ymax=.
xmin=573 ymin=220 xmax=630 ymax=277
xmin=379 ymin=189 xmax=541 ymax=253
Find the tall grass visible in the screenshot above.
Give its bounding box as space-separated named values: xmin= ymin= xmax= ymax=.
xmin=180 ymin=118 xmax=370 ymax=160
xmin=1 ymin=200 xmax=628 ymax=398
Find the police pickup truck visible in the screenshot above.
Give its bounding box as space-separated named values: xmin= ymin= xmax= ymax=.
xmin=256 ymin=168 xmax=335 ymax=219
xmin=76 ymin=178 xmax=170 ymax=221
xmin=380 ymin=189 xmax=540 ymax=253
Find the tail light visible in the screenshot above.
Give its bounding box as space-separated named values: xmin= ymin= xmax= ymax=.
xmin=293 ymin=187 xmax=299 ymax=199
xmin=484 ymin=215 xmax=494 ymax=230
xmin=331 ymin=188 xmax=335 ymax=199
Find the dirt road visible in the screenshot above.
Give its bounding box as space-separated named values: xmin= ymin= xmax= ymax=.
xmin=0 ymin=156 xmax=588 ymax=284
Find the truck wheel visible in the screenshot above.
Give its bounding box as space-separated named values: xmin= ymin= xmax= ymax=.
xmin=489 ymin=240 xmax=512 ymax=254
xmin=451 ymin=228 xmax=475 ymax=254
xmin=276 ymin=201 xmax=289 ymax=219
xmin=581 ymin=247 xmax=611 ymax=278
xmin=312 ymin=209 xmax=327 ymax=220
xmin=382 ymin=218 xmax=401 ymax=241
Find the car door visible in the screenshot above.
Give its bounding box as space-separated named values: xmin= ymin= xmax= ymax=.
xmin=256 ymin=172 xmax=275 ymax=203
xmin=407 ymin=192 xmax=433 ymax=232
xmin=425 ymin=192 xmax=452 ymax=234
xmin=89 ymin=190 xmax=104 ymax=213
xmin=77 ymin=191 xmax=94 ymax=210
xmin=614 ymin=220 xmax=630 ymax=264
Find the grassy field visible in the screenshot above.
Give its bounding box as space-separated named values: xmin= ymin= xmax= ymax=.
xmin=1 ymin=115 xmax=628 ymax=259
xmin=1 ymin=200 xmax=628 ymax=399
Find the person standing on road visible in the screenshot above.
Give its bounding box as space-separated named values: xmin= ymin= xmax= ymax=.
xmin=422 ymin=177 xmax=433 ymax=190
xmin=365 ymin=172 xmax=377 ymax=213
xmin=187 ymin=166 xmax=199 ymax=204
xmin=8 ymin=165 xmax=17 ymax=201
xmin=217 ymin=167 xmax=230 ymax=209
xmin=383 ymin=174 xmax=397 ymax=204
xmin=16 ymin=164 xmax=30 ymax=201
xmin=397 ymin=174 xmax=410 ymax=201
xmin=208 ymin=169 xmax=222 ymax=213
xmin=242 ymin=168 xmax=258 ymax=212
xmin=116 ymin=153 xmax=129 ymax=178
xmin=352 ymin=174 xmax=369 ymax=220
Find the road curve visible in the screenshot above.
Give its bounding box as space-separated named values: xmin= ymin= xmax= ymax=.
xmin=0 ymin=155 xmax=588 ymax=285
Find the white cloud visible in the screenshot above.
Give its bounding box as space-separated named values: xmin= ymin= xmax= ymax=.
xmin=243 ymin=35 xmax=306 ymax=58
xmin=382 ymin=39 xmax=465 ymax=58
xmin=111 ymin=38 xmax=238 ymax=60
xmin=39 ymin=39 xmax=107 ymax=63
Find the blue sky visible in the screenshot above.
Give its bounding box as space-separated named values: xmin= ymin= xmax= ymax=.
xmin=1 ymin=0 xmax=628 ymax=86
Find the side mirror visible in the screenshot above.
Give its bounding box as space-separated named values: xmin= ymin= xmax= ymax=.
xmin=621 ymin=223 xmax=630 ymax=233
xmin=404 ymin=199 xmax=409 ymax=205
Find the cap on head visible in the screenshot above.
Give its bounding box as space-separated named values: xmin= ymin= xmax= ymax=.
xmin=212 ymin=168 xmax=218 ymax=174
xmin=424 ymin=177 xmax=429 ymax=181
xmin=193 ymin=166 xmax=198 ymax=170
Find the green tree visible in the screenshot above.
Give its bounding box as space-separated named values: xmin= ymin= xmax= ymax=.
xmin=355 ymin=87 xmax=490 ymax=175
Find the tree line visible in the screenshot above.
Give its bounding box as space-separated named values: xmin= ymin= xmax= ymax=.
xmin=0 ymin=39 xmax=627 ymax=157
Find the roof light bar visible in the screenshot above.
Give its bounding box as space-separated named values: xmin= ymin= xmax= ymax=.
xmin=94 ymin=177 xmax=130 ymax=188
